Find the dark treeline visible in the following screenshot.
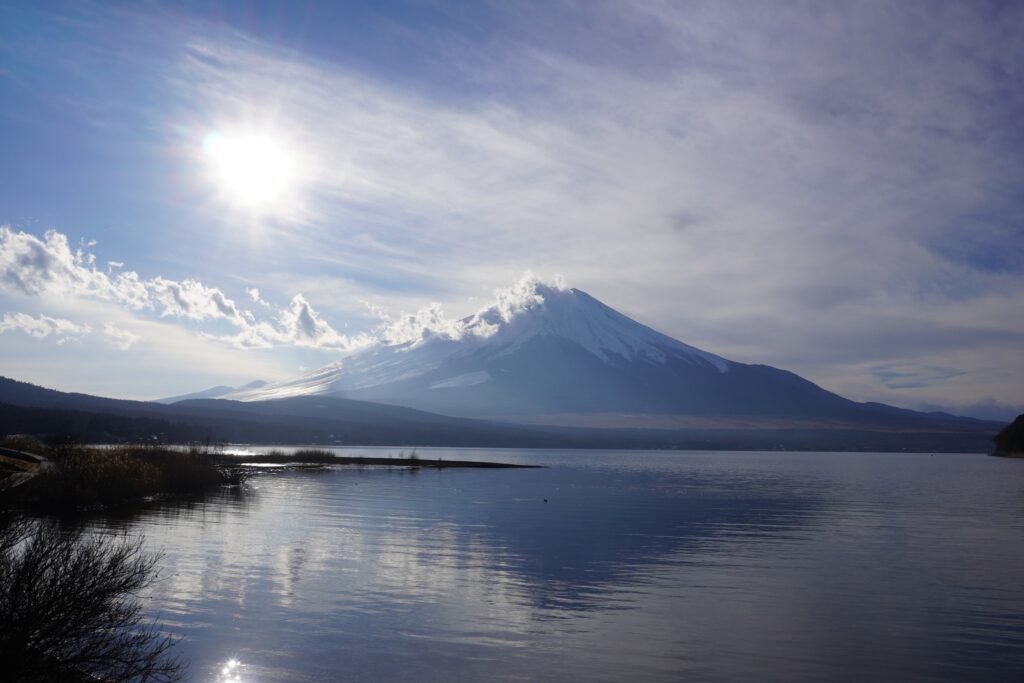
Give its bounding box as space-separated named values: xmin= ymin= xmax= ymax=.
xmin=993 ymin=414 xmax=1024 ymax=456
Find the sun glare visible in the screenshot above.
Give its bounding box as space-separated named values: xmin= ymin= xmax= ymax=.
xmin=202 ymin=130 xmax=295 ymax=210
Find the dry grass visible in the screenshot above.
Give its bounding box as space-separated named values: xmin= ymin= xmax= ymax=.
xmin=11 ymin=446 xmax=236 ymax=511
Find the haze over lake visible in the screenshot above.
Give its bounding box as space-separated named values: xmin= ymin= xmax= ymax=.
xmin=88 ymin=448 xmax=1024 ymax=682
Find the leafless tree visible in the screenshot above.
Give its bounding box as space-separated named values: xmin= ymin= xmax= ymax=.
xmin=0 ymin=514 xmax=182 ymax=682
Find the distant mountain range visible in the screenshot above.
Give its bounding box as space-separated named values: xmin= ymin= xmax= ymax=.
xmin=0 ymin=374 xmax=1000 ymax=452
xmin=0 ymin=281 xmax=1005 ymax=452
xmin=155 ymin=380 xmax=268 ymax=404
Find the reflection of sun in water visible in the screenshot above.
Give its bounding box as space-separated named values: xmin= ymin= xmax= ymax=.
xmin=203 ymin=129 xmax=295 ymax=211
xmin=217 ymin=657 xmax=244 ymax=682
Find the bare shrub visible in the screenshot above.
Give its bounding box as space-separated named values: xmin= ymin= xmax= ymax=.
xmin=0 ymin=514 xmax=182 ymax=682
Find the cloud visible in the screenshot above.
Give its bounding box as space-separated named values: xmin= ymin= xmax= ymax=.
xmin=0 ymin=312 xmax=91 ymax=345
xmin=0 ymin=226 xmax=244 ymax=323
xmin=201 ymin=295 xmax=375 ymax=351
xmin=149 ymin=277 xmax=249 ymax=326
xmin=0 ymin=310 xmax=139 ymax=350
xmin=872 ymin=364 xmax=969 ymax=390
xmin=375 ymin=272 xmax=568 ymax=346
xmin=246 ymin=287 xmax=269 ymax=306
xmin=207 ymin=272 xmax=570 ymax=351
xmin=0 ymin=227 xmax=148 ymax=308
xmin=488 ymin=272 xmax=564 ymax=324
xmin=102 ymin=323 xmax=140 ymax=350
xmin=378 ymin=302 xmax=467 ymax=346
xmin=276 ymin=294 xmax=368 ymax=350
xmin=0 ymin=225 xmax=374 ymax=351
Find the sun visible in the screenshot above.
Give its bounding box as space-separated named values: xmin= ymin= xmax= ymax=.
xmin=202 ymin=129 xmax=296 ymax=210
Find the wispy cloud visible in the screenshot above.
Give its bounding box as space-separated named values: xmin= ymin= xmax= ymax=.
xmin=168 ymin=3 xmax=1024 ymax=323
xmin=0 ymin=311 xmax=141 ymax=351
xmin=102 ymin=322 xmax=140 ymax=351
xmin=0 ymin=311 xmax=90 ymax=345
xmin=873 ymin=364 xmax=968 ymax=390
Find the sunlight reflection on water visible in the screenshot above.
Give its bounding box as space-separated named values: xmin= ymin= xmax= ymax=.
xmin=216 ymin=658 xmax=243 ymax=683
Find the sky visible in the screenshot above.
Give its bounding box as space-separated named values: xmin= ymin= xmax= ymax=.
xmin=0 ymin=0 xmax=1021 ymax=419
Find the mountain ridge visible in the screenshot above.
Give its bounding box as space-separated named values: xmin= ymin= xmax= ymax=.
xmin=156 ymin=380 xmax=267 ymax=404
xmin=0 ymin=375 xmax=1001 ymax=452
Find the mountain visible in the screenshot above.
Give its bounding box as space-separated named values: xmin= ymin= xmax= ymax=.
xmin=0 ymin=376 xmax=564 ymax=446
xmin=156 ymin=380 xmax=267 ymax=404
xmin=228 ymin=281 xmax=986 ymax=432
xmin=0 ymin=376 xmax=1001 ymax=452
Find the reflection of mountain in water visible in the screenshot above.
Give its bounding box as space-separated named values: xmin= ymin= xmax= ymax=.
xmin=92 ymin=462 xmax=825 ymax=615
xmin=354 ymin=464 xmax=828 ymax=613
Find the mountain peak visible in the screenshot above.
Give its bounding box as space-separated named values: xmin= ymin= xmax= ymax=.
xmin=230 ymin=276 xmax=730 ymax=404
xmin=457 ymin=279 xmax=727 ymax=369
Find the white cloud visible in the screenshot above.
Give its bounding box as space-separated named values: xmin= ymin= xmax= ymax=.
xmin=0 ymin=310 xmax=138 ymax=350
xmin=0 ymin=312 xmax=91 ymax=345
xmin=208 ymin=273 xmax=569 ymax=351
xmin=149 ymin=276 xmax=249 ymax=326
xmin=374 ymin=272 xmax=567 ymax=346
xmin=0 ymin=225 xmax=387 ymax=353
xmin=102 ymin=323 xmax=140 ymax=350
xmin=201 ymin=294 xmax=374 ymax=351
xmin=0 ymin=227 xmax=149 ymax=308
xmin=0 ymin=226 xmax=247 ymax=323
xmin=379 ymin=302 xmax=466 ymax=346
xmin=276 ymin=294 xmax=368 ymax=350
xmin=246 ymin=287 xmax=269 ymax=306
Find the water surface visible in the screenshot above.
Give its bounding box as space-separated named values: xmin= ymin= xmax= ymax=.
xmin=90 ymin=449 xmax=1024 ymax=681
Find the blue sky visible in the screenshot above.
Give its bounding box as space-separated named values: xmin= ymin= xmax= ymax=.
xmin=0 ymin=0 xmax=1022 ymax=419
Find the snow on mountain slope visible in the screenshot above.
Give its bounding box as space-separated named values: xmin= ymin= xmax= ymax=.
xmin=229 ymin=278 xmax=730 ymax=403
xmin=468 ymin=283 xmax=729 ymax=370
xmin=156 ymin=379 xmax=267 ymax=404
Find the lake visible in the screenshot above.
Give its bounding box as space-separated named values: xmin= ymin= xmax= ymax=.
xmin=89 ymin=448 xmax=1024 ymax=682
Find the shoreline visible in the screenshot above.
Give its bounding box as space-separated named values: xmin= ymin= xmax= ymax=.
xmin=0 ymin=444 xmax=541 ymax=514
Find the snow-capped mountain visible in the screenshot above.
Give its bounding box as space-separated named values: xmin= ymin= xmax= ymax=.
xmin=227 ymin=279 xmax=903 ymax=424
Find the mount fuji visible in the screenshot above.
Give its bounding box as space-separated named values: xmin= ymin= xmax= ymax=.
xmin=226 ymin=280 xmax=969 ymax=431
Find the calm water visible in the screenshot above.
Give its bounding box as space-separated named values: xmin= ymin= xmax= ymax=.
xmin=88 ymin=449 xmax=1024 ymax=682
